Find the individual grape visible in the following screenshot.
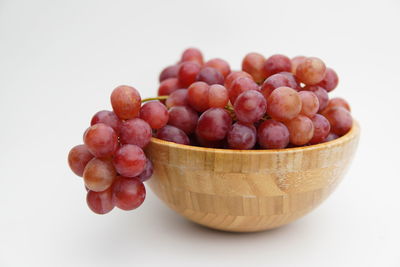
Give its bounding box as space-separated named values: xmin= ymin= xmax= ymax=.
xmin=322 ymin=107 xmax=353 ymax=136
xmin=113 ymin=144 xmax=147 ymax=177
xmin=234 ymin=90 xmax=267 ymax=124
xmin=241 ymin=52 xmax=266 ymax=84
xmin=119 ymin=118 xmax=152 ymax=148
xmin=156 ymin=125 xmax=190 ymax=145
xmin=68 ymin=144 xmax=94 ymax=177
xmin=111 ymin=85 xmax=141 ymax=120
xmin=263 ymin=54 xmax=292 ymax=78
xmin=187 ymin=81 xmax=209 ymax=112
xmin=158 ymin=78 xmax=182 ymax=96
xmin=83 ymin=123 xmax=118 ymax=158
xmin=165 ymin=89 xmax=188 ymax=108
xmin=285 ymin=115 xmax=314 ymax=146
xmin=90 ymin=110 xmax=121 ymax=134
xmin=138 ymin=159 xmax=153 ymax=182
xmin=178 ymin=61 xmax=201 ymax=87
xmin=302 ymin=85 xmax=329 ymax=112
xmin=204 ymin=58 xmax=231 ymax=77
xmin=257 ymin=120 xmax=290 ymax=149
xmin=325 ymin=132 xmax=339 ymax=142
xmin=228 ymin=77 xmax=259 ymax=104
xmin=227 ymin=122 xmax=257 ymax=149
xmin=196 ymin=108 xmax=232 ymax=141
xmin=159 ymin=64 xmax=180 ymax=82
xmin=279 ymin=71 xmax=301 ymax=91
xmin=309 ymin=114 xmax=331 ymax=144
xmin=181 ymin=48 xmax=204 ymax=66
xmin=83 ymin=158 xmax=117 ymax=192
xmin=291 ymin=56 xmax=306 ymax=74
xmin=296 ymin=57 xmax=326 ymax=85
xmin=168 ymin=106 xmax=199 ymax=134
xmin=113 ymin=177 xmax=146 ymax=211
xmin=86 ymin=187 xmax=114 ymax=214
xmin=196 ymin=67 xmax=224 ymax=85
xmin=317 ymin=67 xmax=339 ymax=92
xmin=224 ymin=71 xmax=253 ymax=89
xmin=260 ymin=73 xmax=292 ymax=99
xmin=324 ymin=97 xmax=351 ymax=112
xmin=140 ymin=101 xmax=169 ymax=129
xmin=267 ymin=87 xmax=302 ymax=122
xmin=298 ymin=91 xmax=320 ymax=118
xmin=208 ymin=84 xmax=229 ymax=108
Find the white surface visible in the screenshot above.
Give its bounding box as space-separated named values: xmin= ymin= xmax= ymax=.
xmin=0 ymin=0 xmax=399 ymax=266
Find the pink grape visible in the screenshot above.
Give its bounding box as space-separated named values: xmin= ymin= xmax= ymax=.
xmin=83 ymin=123 xmax=118 ymax=158
xmin=208 ymin=84 xmax=229 ymax=108
xmin=165 ymin=89 xmax=188 ymax=108
xmin=168 ymin=106 xmax=199 ymax=134
xmin=291 ymin=56 xmax=306 ymax=74
xmin=83 ymin=158 xmax=117 ymax=192
xmin=196 ymin=67 xmax=224 ymax=85
xmin=322 ymin=107 xmax=353 ymax=136
xmin=257 ymin=119 xmax=290 ymax=149
xmin=187 ymin=81 xmax=210 ymax=112
xmin=234 ymin=90 xmax=267 ymax=124
xmin=138 ymin=159 xmax=153 ymax=182
xmin=181 ymin=48 xmax=204 ymax=65
xmin=263 ymin=54 xmax=291 ymax=78
xmin=196 ymin=108 xmax=232 ymax=141
xmin=111 ymin=85 xmax=141 ymax=120
xmin=68 ymin=144 xmax=94 ymax=177
xmin=159 ymin=64 xmax=180 ymax=82
xmin=325 ymin=132 xmax=339 ymax=142
xmin=260 ymin=73 xmax=292 ymax=99
xmin=140 ymin=101 xmax=169 ymax=129
xmin=224 ymin=71 xmax=253 ymax=89
xmin=317 ymin=67 xmax=339 ymax=92
xmin=113 ymin=144 xmax=147 ymax=177
xmin=204 ymin=58 xmax=231 ymax=77
xmin=298 ymin=91 xmax=320 ymax=118
xmin=227 ymin=122 xmax=257 ymax=149
xmin=113 ymin=177 xmax=146 ymax=211
xmin=267 ymin=87 xmax=302 ymax=122
xmin=228 ymin=77 xmax=259 ymax=104
xmin=178 ymin=61 xmax=201 ymax=87
xmin=279 ymin=72 xmax=301 ymax=91
xmin=90 ymin=110 xmax=121 ymax=134
xmin=296 ymin=57 xmax=326 ymax=85
xmin=303 ymin=85 xmax=329 ymax=112
xmin=158 ymin=78 xmax=182 ymax=96
xmin=119 ymin=118 xmax=152 ymax=148
xmin=156 ymin=125 xmax=190 ymax=145
xmin=285 ymin=115 xmax=314 ymax=146
xmin=86 ymin=187 xmax=114 ymax=214
xmin=309 ymin=114 xmax=331 ymax=144
xmin=242 ymin=52 xmax=267 ymax=84
xmin=324 ymin=97 xmax=351 ymax=112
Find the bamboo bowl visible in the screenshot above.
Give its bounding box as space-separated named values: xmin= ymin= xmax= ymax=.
xmin=145 ymin=122 xmax=360 ymax=232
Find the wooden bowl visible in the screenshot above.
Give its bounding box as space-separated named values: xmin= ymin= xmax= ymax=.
xmin=145 ymin=122 xmax=360 ymax=232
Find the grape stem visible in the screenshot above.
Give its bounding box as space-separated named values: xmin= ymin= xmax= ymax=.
xmin=141 ymin=96 xmax=169 ymax=103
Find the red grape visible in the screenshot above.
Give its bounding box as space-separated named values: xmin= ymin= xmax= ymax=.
xmin=279 ymin=71 xmax=301 ymax=91
xmin=285 ymin=115 xmax=314 ymax=146
xmin=242 ymin=52 xmax=266 ymax=84
xmin=156 ymin=125 xmax=190 ymax=145
xmin=168 ymin=106 xmax=199 ymax=134
xmin=267 ymin=87 xmax=302 ymax=122
xmin=187 ymin=81 xmax=210 ymax=112
xmin=159 ymin=64 xmax=180 ymax=82
xmin=165 ymin=89 xmax=188 ymax=108
xmin=196 ymin=67 xmax=224 ymax=85
xmin=111 ymin=85 xmax=141 ymax=120
xmin=204 ymin=58 xmax=231 ymax=77
xmin=228 ymin=77 xmax=259 ymax=104
xmin=309 ymin=114 xmax=331 ymax=144
xmin=291 ymin=56 xmax=306 ymax=74
xmin=234 ymin=90 xmax=267 ymax=124
xmin=68 ymin=144 xmax=94 ymax=177
xmin=113 ymin=177 xmax=146 ymax=211
xmin=317 ymin=67 xmax=339 ymax=92
xmin=257 ymin=120 xmax=290 ymax=149
xmin=263 ymin=54 xmax=291 ymax=78
xmin=227 ymin=122 xmax=256 ymax=149
xmin=119 ymin=118 xmax=152 ymax=148
xmin=196 ymin=108 xmax=232 ymax=141
xmin=208 ymin=84 xmax=229 ymax=108
xmin=86 ymin=187 xmax=114 ymax=214
xmin=140 ymin=101 xmax=169 ymax=129
xmin=178 ymin=61 xmax=201 ymax=87
xmin=158 ymin=78 xmax=182 ymax=96
xmin=324 ymin=97 xmax=351 ymax=112
xmin=325 ymin=132 xmax=339 ymax=142
xmin=181 ymin=48 xmax=204 ymax=65
xmin=138 ymin=159 xmax=153 ymax=182
xmin=322 ymin=107 xmax=353 ymax=136
xmin=90 ymin=110 xmax=121 ymax=134
xmin=224 ymin=71 xmax=253 ymax=89
xmin=260 ymin=73 xmax=292 ymax=99
xmin=296 ymin=57 xmax=326 ymax=85
xmin=303 ymin=85 xmax=329 ymax=112
xmin=83 ymin=123 xmax=118 ymax=158
xmin=113 ymin=144 xmax=147 ymax=177
xmin=83 ymin=158 xmax=117 ymax=192
xmin=298 ymin=91 xmax=319 ymax=118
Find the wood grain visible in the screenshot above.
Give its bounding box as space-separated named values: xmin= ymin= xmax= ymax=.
xmin=145 ymin=121 xmax=360 ymax=232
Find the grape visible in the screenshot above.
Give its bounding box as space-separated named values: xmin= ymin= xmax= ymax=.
xmin=68 ymin=144 xmax=94 ymax=177
xmin=113 ymin=177 xmax=146 ymax=211
xmin=187 ymin=81 xmax=209 ymax=112
xmin=322 ymin=107 xmax=353 ymax=136
xmin=291 ymin=56 xmax=306 ymax=74
xmin=309 ymin=114 xmax=331 ymax=144
xmin=168 ymin=106 xmax=199 ymax=134
xmin=298 ymin=91 xmax=319 ymax=118
xmin=111 ymin=85 xmax=141 ymax=120
xmin=138 ymin=159 xmax=153 ymax=182
xmin=113 ymin=144 xmax=147 ymax=177
xmin=158 ymin=78 xmax=182 ymax=96
xmin=325 ymin=132 xmax=339 ymax=142
xmin=165 ymin=89 xmax=188 ymax=108
xmin=178 ymin=61 xmax=201 ymax=87
xmin=260 ymin=73 xmax=292 ymax=99
xmin=242 ymin=52 xmax=266 ymax=84
xmin=227 ymin=122 xmax=256 ymax=149
xmin=285 ymin=115 xmax=314 ymax=146
xmin=263 ymin=54 xmax=292 ymax=78
xmin=83 ymin=158 xmax=117 ymax=192
xmin=90 ymin=110 xmax=121 ymax=134
xmin=302 ymin=85 xmax=329 ymax=112
xmin=257 ymin=120 xmax=290 ymax=149
xmin=181 ymin=48 xmax=204 ymax=65
xmin=83 ymin=123 xmax=118 ymax=158
xmin=119 ymin=118 xmax=152 ymax=148
xmin=317 ymin=67 xmax=339 ymax=92
xmin=224 ymin=71 xmax=253 ymax=89
xmin=86 ymin=187 xmax=114 ymax=214
xmin=159 ymin=64 xmax=180 ymax=82
xmin=196 ymin=67 xmax=224 ymax=85
xmin=267 ymin=87 xmax=302 ymax=122
xmin=208 ymin=84 xmax=229 ymax=108
xmin=204 ymin=58 xmax=231 ymax=77
xmin=196 ymin=108 xmax=232 ymax=141
xmin=234 ymin=90 xmax=266 ymax=124
xmin=279 ymin=72 xmax=301 ymax=91
xmin=140 ymin=101 xmax=169 ymax=129
xmin=228 ymin=77 xmax=259 ymax=104
xmin=196 ymin=136 xmax=223 ymax=148
xmin=296 ymin=57 xmax=326 ymax=85
xmin=156 ymin=125 xmax=190 ymax=145
xmin=324 ymin=97 xmax=351 ymax=112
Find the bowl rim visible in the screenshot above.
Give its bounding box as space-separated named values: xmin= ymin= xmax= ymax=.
xmin=149 ymin=120 xmax=360 ymax=154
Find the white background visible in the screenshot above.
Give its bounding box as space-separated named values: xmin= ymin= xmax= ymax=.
xmin=1 ymin=0 xmax=399 ymax=266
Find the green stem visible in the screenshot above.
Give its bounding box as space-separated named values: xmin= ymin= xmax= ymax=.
xmin=141 ymin=95 xmax=169 ymax=103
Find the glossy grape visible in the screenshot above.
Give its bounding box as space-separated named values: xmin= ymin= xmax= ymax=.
xmin=83 ymin=123 xmax=118 ymax=158
xmin=309 ymin=114 xmax=331 ymax=144
xmin=140 ymin=101 xmax=169 ymax=129
xmin=187 ymin=81 xmax=210 ymax=112
xmin=119 ymin=118 xmax=152 ymax=148
xmin=227 ymin=122 xmax=256 ymax=149
xmin=285 ymin=115 xmax=314 ymax=146
xmin=113 ymin=144 xmax=147 ymax=177
xmin=156 ymin=125 xmax=190 ymax=145
xmin=168 ymin=106 xmax=199 ymax=134
xmin=86 ymin=187 xmax=114 ymax=214
xmin=138 ymin=159 xmax=153 ymax=182
xmin=165 ymin=89 xmax=188 ymax=108
xmin=90 ymin=110 xmax=121 ymax=134
xmin=158 ymin=78 xmax=181 ymax=96
xmin=68 ymin=144 xmax=94 ymax=177
xmin=83 ymin=158 xmax=117 ymax=192
xmin=317 ymin=67 xmax=339 ymax=92
xmin=159 ymin=64 xmax=180 ymax=82
xmin=111 ymin=85 xmax=141 ymax=120
xmin=322 ymin=107 xmax=353 ymax=136
xmin=296 ymin=57 xmax=326 ymax=85
xmin=181 ymin=48 xmax=204 ymax=65
xmin=257 ymin=120 xmax=290 ymax=149
xmin=260 ymin=73 xmax=292 ymax=99
xmin=324 ymin=97 xmax=351 ymax=112
xmin=208 ymin=84 xmax=229 ymax=108
xmin=267 ymin=87 xmax=302 ymax=122
xmin=303 ymin=85 xmax=329 ymax=112
xmin=291 ymin=56 xmax=306 ymax=74
xmin=196 ymin=108 xmax=232 ymax=141
xmin=263 ymin=54 xmax=292 ymax=78
xmin=298 ymin=91 xmax=319 ymax=118
xmin=204 ymin=58 xmax=231 ymax=77
xmin=196 ymin=67 xmax=224 ymax=85
xmin=113 ymin=177 xmax=146 ymax=211
xmin=178 ymin=61 xmax=201 ymax=87
xmin=234 ymin=90 xmax=266 ymax=124
xmin=228 ymin=77 xmax=259 ymax=104
xmin=242 ymin=52 xmax=266 ymax=84
xmin=224 ymin=71 xmax=253 ymax=89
